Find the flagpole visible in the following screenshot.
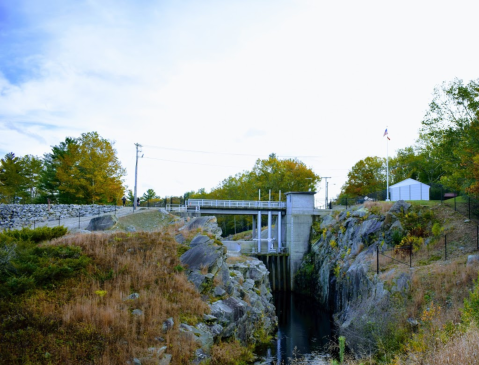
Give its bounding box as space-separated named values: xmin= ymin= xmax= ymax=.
xmin=386 ymin=128 xmax=390 ymax=201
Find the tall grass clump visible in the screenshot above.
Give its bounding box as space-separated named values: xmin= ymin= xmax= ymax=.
xmin=0 ymin=230 xmax=209 ymax=364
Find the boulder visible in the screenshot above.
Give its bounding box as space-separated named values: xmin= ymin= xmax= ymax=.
xmin=179 ymin=216 xmax=222 ymax=238
xmin=180 ymin=241 xmax=223 ymax=273
xmin=467 ymin=255 xmax=479 ymax=267
xmin=190 ymin=235 xmax=211 ymax=247
xmin=388 ymin=200 xmax=412 ymax=214
xmin=86 ymin=214 xmax=118 ymax=231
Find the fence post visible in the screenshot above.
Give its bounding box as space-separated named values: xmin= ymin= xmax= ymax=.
xmin=79 ymin=210 xmax=81 ymax=229
xmin=445 ymin=234 xmax=447 ymax=260
xmin=59 ymin=216 xmax=61 ymax=226
xmin=377 ymin=244 xmax=379 ymax=275
xmin=454 ymin=195 xmax=456 ymax=211
xmin=34 ymin=220 xmax=36 ymax=229
xmin=410 ymin=245 xmax=412 ymax=268
xmin=469 ymin=196 xmax=471 ymax=220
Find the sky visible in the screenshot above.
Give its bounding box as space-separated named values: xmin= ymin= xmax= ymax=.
xmin=1 ymin=0 xmax=478 ymax=207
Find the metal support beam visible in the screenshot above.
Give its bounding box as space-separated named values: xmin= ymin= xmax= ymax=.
xmin=257 ymin=211 xmax=261 ymax=253
xmin=268 ymin=210 xmax=273 ymax=251
xmin=278 ymin=212 xmax=282 ymax=251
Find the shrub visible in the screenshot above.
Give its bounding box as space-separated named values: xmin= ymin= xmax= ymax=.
xmin=0 ymin=226 xmax=68 ymax=243
xmin=210 ymin=340 xmax=255 ymax=365
xmin=391 ymin=229 xmax=404 ymax=246
xmin=0 ymin=241 xmax=90 ymax=297
xmin=432 ymin=222 xmax=443 ymax=237
xmin=330 ymin=240 xmax=337 ymax=249
xmin=333 ymin=263 xmax=341 ymax=278
xmin=398 ymin=235 xmax=424 ymax=253
xmin=462 ymin=274 xmax=479 ymax=325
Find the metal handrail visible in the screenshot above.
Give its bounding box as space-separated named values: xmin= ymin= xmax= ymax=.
xmin=187 ymin=199 xmax=286 ymax=209
xmin=166 ymin=204 xmax=200 ymax=212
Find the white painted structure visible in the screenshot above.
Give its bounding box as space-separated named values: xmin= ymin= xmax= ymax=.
xmin=389 ymin=178 xmax=430 ymax=201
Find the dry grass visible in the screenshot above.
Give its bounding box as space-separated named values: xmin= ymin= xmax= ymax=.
xmin=226 ymin=255 xmax=255 ymax=264
xmin=364 ymin=201 xmax=394 ymax=214
xmin=12 ymin=230 xmax=210 ymax=364
xmin=424 ymin=324 xmax=479 ymax=365
xmin=347 ymin=203 xmax=479 ymax=364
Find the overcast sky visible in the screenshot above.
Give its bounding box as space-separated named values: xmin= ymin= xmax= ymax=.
xmin=1 ymin=0 xmax=478 ymax=206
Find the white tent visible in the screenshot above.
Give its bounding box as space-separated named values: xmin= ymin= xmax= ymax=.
xmin=389 ymin=178 xmax=430 ymax=201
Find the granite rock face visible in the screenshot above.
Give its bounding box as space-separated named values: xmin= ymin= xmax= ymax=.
xmin=179 ymin=216 xmax=222 ymax=239
xmin=295 ymin=201 xmax=414 ymax=354
xmin=176 ymin=219 xmax=277 ymax=359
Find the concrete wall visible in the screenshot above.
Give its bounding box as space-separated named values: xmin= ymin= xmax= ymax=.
xmin=284 ymin=192 xmax=315 ymax=291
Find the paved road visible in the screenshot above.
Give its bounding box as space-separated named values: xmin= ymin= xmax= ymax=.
xmin=28 ymin=206 xmax=158 ymax=232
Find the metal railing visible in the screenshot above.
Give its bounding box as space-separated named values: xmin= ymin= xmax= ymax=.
xmin=165 ymin=204 xmax=200 ymax=212
xmin=186 ymin=199 xmax=286 ymax=209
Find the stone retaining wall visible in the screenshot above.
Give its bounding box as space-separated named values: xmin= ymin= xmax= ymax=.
xmin=0 ymin=204 xmax=122 ymax=229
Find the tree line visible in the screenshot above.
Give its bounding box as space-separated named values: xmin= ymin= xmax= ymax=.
xmin=185 ymin=153 xmax=320 ymax=236
xmin=0 ymin=132 xmax=126 ymax=204
xmin=340 ymin=78 xmax=479 ymax=200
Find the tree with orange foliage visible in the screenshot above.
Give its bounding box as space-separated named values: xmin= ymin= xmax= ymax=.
xmin=52 ymin=132 xmax=125 ymax=204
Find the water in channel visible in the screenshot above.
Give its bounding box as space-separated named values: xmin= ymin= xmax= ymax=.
xmin=257 ymin=292 xmax=333 ymax=365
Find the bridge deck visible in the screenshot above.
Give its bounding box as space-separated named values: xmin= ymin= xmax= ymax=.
xmin=187 ymin=199 xmax=286 ymax=210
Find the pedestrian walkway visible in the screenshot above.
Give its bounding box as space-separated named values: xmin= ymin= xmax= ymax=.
xmin=28 ymin=206 xmax=151 ymax=232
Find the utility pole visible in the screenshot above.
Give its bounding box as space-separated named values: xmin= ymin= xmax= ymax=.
xmin=323 ymin=177 xmax=332 ymax=209
xmin=133 ymin=143 xmax=143 ymax=211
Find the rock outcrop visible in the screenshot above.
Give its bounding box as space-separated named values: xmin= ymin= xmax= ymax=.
xmin=175 ymin=217 xmax=277 ymax=361
xmin=295 ymin=201 xmax=416 ymax=355
xmin=86 ymin=214 xmax=118 ymax=231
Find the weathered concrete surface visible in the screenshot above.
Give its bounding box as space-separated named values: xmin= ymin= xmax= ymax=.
xmin=284 ymin=192 xmax=315 ymax=290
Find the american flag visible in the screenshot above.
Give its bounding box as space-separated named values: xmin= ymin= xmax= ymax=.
xmin=383 ymin=129 xmax=390 ymax=140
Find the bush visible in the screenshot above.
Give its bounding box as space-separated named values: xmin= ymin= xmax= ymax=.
xmin=0 ymin=226 xmax=68 ymax=243
xmin=0 ymin=241 xmax=90 ymax=297
xmin=210 ymin=340 xmax=255 ymax=365
xmin=432 ymin=222 xmax=443 ymax=237
xmin=462 ymin=274 xmax=479 ymax=325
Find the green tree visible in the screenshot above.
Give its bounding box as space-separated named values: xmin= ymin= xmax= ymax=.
xmin=142 ymin=189 xmax=159 ymax=202
xmin=190 ymin=154 xmax=320 ymax=202
xmin=188 ymin=153 xmax=320 ymax=236
xmin=41 ymin=132 xmax=126 ymax=204
xmin=20 ymin=155 xmax=43 ymax=203
xmin=38 ymin=137 xmax=77 ymax=203
xmin=0 ymin=153 xmax=25 ymax=203
xmin=341 ymin=156 xmax=386 ymax=197
xmin=419 ymin=78 xmax=479 ymax=195
xmin=127 ymin=189 xmax=135 ymax=203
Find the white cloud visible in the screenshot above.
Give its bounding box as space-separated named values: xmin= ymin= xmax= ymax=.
xmin=1 ymin=0 xmax=478 ymax=201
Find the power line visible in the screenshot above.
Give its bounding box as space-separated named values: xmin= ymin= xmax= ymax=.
xmin=143 ymin=156 xmax=240 ymax=168
xmin=142 ymin=144 xmax=322 ymax=159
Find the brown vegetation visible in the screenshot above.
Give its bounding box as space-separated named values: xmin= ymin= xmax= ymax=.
xmin=2 ymin=230 xmax=209 ymax=364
